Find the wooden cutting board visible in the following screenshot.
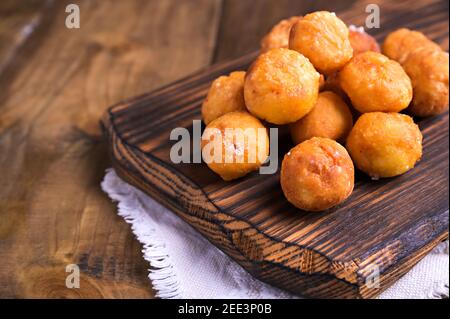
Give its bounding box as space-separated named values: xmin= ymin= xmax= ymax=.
xmin=102 ymin=4 xmax=449 ymax=299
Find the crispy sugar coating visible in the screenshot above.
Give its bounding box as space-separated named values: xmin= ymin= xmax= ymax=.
xmin=348 ymin=26 xmax=380 ymax=55
xmin=201 ymin=71 xmax=247 ymax=125
xmin=244 ymin=48 xmax=320 ymax=125
xmin=260 ymin=16 xmax=302 ymax=52
xmin=201 ymin=111 xmax=269 ymax=181
xmin=281 ymin=137 xmax=354 ymax=211
xmin=289 ymin=91 xmax=353 ymax=145
xmin=339 ymin=52 xmax=412 ymax=113
xmin=289 ymin=11 xmax=353 ymax=75
xmin=346 ymin=112 xmax=423 ymax=178
xmin=383 ymin=28 xmax=441 ymax=64
xmin=402 ymin=47 xmax=449 ymax=117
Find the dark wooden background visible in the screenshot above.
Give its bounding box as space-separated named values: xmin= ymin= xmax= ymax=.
xmin=0 ymin=0 xmax=448 ymax=298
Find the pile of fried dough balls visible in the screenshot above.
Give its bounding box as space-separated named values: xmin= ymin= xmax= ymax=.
xmin=200 ymin=11 xmax=449 ymax=212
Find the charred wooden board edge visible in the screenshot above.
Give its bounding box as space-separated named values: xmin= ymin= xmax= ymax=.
xmin=101 ymin=89 xmax=449 ymax=298
xmin=103 ymin=119 xmax=358 ymax=298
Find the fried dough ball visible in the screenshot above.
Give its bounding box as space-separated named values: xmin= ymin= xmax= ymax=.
xmin=289 ymin=11 xmax=353 ymax=75
xmin=339 ymin=28 xmax=381 ymax=98
xmin=280 ymin=137 xmax=354 ymax=211
xmin=339 ymin=52 xmax=413 ymax=113
xmin=382 ymin=28 xmax=441 ymax=64
xmin=382 ymin=28 xmax=448 ymax=117
xmin=402 ymin=47 xmax=449 ymax=117
xmin=201 ymin=111 xmax=269 ymax=181
xmin=320 ymin=27 xmax=379 ymax=99
xmin=260 ymin=16 xmax=302 ymax=52
xmin=289 ymin=92 xmax=353 ymax=145
xmin=201 ymin=71 xmax=247 ymax=125
xmin=244 ymin=48 xmax=320 ymax=125
xmin=348 ymin=25 xmax=380 ymax=55
xmin=346 ymin=112 xmax=422 ymax=178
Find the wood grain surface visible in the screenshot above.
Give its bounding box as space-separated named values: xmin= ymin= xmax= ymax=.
xmin=103 ymin=0 xmax=449 ymax=298
xmin=0 ymin=0 xmax=448 ymax=298
xmin=0 ymin=0 xmax=221 ymax=298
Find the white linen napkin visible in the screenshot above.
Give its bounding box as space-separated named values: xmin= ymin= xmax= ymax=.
xmin=101 ymin=168 xmax=449 ymax=299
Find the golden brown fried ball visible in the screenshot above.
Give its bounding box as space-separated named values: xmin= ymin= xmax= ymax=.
xmin=383 ymin=28 xmax=441 ymax=64
xmin=346 ymin=112 xmax=422 ymax=178
xmin=201 ymin=111 xmax=269 ymax=181
xmin=244 ymin=48 xmax=320 ymax=125
xmin=348 ymin=25 xmax=380 ymax=55
xmin=289 ymin=11 xmax=353 ymax=75
xmin=280 ymin=137 xmax=354 ymax=211
xmin=339 ymin=51 xmax=413 ymax=113
xmin=320 ymin=27 xmax=379 ymax=98
xmin=201 ymin=71 xmax=247 ymax=125
xmin=260 ymin=16 xmax=302 ymax=53
xmin=289 ymin=91 xmax=353 ymax=145
xmin=402 ymin=47 xmax=449 ymax=117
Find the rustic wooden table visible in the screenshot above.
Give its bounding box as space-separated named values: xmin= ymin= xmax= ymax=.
xmin=0 ymin=0 xmax=448 ymax=298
